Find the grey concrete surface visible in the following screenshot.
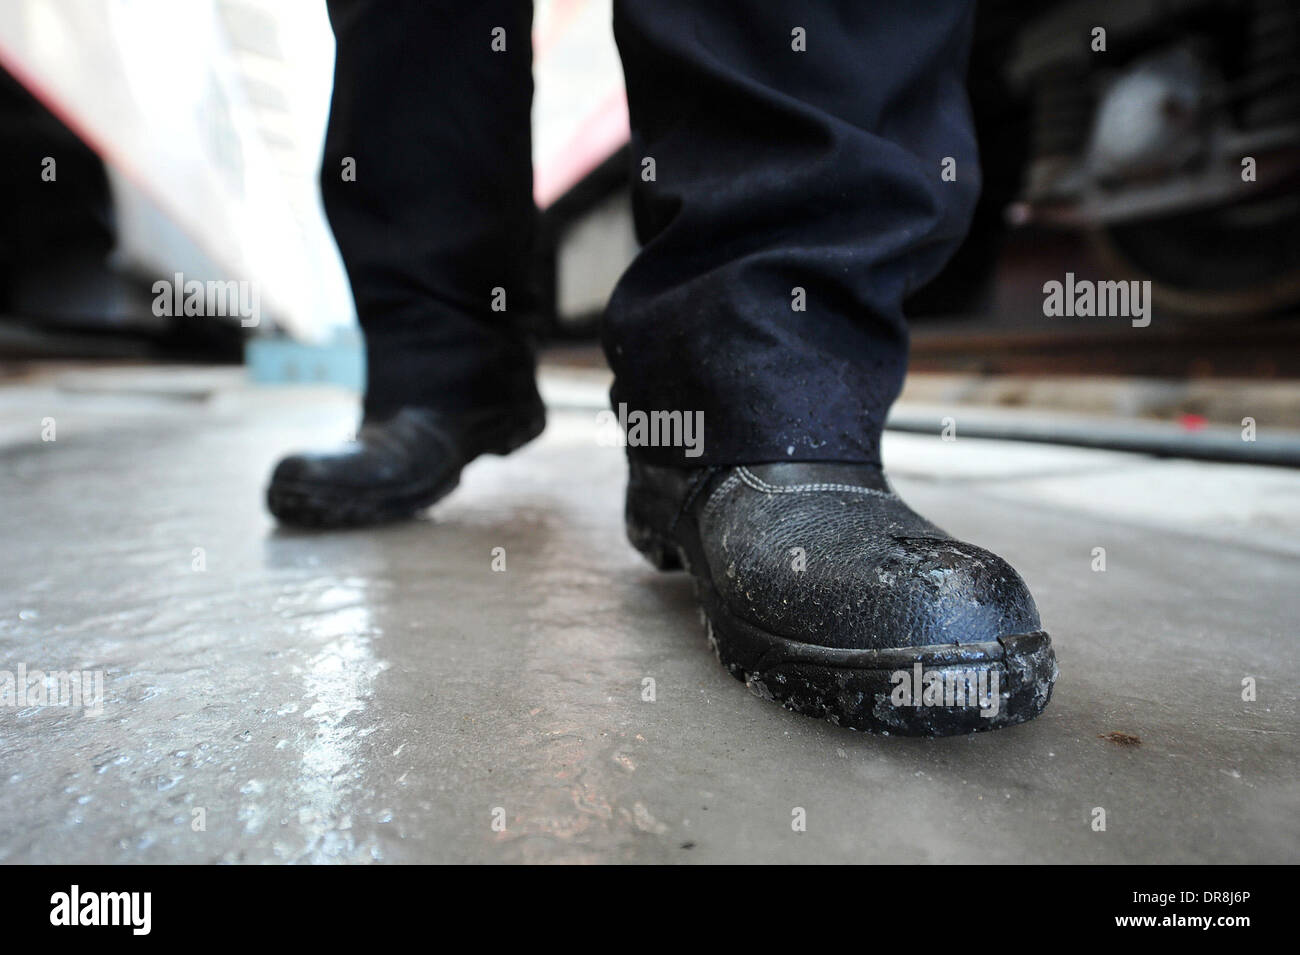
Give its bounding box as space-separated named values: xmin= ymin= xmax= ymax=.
xmin=1 ymin=365 xmax=1297 ymax=864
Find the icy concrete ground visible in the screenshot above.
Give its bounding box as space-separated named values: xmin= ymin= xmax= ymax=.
xmin=1 ymin=364 xmax=1296 ymax=864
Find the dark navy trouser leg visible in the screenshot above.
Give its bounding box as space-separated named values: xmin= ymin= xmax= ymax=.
xmin=606 ymin=1 xmax=980 ymax=466
xmin=323 ymin=0 xmax=539 ymax=419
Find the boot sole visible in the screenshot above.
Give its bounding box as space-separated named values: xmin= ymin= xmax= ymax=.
xmin=268 ymin=405 xmax=545 ymax=529
xmin=627 ymin=509 xmax=1057 ymax=737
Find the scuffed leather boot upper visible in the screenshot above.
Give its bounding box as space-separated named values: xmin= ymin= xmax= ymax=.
xmin=693 ymin=463 xmax=1042 ymax=651
xmin=270 ymin=407 xmax=458 ymax=491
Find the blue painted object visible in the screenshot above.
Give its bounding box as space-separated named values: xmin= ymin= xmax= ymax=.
xmin=245 ymin=328 xmax=365 ymax=391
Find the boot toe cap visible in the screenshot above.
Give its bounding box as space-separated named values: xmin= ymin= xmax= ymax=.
xmin=706 ymin=526 xmax=1041 ymax=652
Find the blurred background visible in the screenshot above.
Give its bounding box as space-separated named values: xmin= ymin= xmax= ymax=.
xmin=2 ymin=0 xmax=1300 ymax=451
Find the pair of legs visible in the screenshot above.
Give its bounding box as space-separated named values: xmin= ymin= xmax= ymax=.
xmin=270 ymin=0 xmax=1058 ymax=734
xmin=322 ymin=0 xmax=979 ymax=461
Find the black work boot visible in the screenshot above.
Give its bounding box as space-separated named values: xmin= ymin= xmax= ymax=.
xmin=267 ymin=397 xmax=545 ymax=528
xmin=626 ymin=461 xmax=1057 ymax=736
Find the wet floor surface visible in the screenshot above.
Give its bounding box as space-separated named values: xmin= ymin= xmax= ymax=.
xmin=1 ymin=366 xmax=1297 ymax=863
